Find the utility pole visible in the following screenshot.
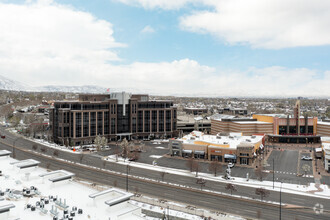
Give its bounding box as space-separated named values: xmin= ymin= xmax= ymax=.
xmin=273 ymin=158 xmax=275 ymax=189
xmin=279 ymin=182 xmax=282 ymax=220
xmin=126 ymin=164 xmax=129 ymax=192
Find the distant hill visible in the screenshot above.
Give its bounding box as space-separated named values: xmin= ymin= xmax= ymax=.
xmin=36 ymin=85 xmax=108 ymax=94
xmin=0 ymin=74 xmax=150 ymax=94
xmin=0 ymin=75 xmax=32 ymax=91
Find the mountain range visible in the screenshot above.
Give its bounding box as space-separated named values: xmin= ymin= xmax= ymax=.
xmin=0 ymin=74 xmax=147 ymax=94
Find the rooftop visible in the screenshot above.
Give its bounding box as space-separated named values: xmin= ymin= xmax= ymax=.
xmin=233 ymin=121 xmax=272 ymax=124
xmin=180 ymin=131 xmax=263 ymax=149
xmin=0 ymin=156 xmax=143 ymax=220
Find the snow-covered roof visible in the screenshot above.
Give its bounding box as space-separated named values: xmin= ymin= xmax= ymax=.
xmin=0 ymin=156 xmax=142 ymax=220
xmin=233 ymin=121 xmax=272 ymax=124
xmin=180 ymin=131 xmax=263 ymax=149
xmin=318 ymin=121 xmax=330 ymax=126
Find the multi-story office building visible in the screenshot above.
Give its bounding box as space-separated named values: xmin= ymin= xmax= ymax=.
xmin=50 ymin=92 xmax=177 ymax=146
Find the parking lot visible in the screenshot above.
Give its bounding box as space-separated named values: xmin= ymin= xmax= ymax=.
xmin=266 ymin=149 xmax=314 ymax=185
xmin=92 ymin=141 xmax=330 ymax=185
xmin=94 ymin=141 xmax=170 ymax=165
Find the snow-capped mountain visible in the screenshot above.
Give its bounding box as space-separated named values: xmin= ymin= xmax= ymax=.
xmin=0 ymin=74 xmax=151 ymax=94
xmin=36 ymin=85 xmax=108 ymax=94
xmin=0 ymin=75 xmax=32 ymax=91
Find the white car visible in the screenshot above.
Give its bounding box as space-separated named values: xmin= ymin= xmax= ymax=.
xmin=227 ymin=163 xmax=235 ymax=168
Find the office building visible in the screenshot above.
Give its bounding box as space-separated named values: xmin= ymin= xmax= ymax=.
xmin=50 ymin=92 xmax=177 ymax=146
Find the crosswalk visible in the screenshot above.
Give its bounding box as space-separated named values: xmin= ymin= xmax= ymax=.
xmin=274 ymin=171 xmax=296 ymax=175
xmin=269 ymin=170 xmax=314 ymax=178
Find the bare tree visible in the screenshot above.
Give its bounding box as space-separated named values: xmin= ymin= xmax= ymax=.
xmin=46 ymin=163 xmax=51 ymax=170
xmin=103 ymin=160 xmax=107 ymax=169
xmin=40 ymin=146 xmax=47 ymax=153
xmin=192 ymin=160 xmax=200 ymax=177
xmin=186 ymin=158 xmax=195 ymax=172
xmin=134 ymin=186 xmax=139 ymax=195
xmin=79 ymin=153 xmax=84 ymax=163
xmin=114 ymin=148 xmax=120 ymax=162
xmin=255 ymin=164 xmax=267 ymax=181
xmin=255 ymin=188 xmax=270 ymax=201
xmin=120 ymin=138 xmax=129 ymax=159
xmin=113 ymin=180 xmax=118 ymax=187
xmin=196 ymin=178 xmax=206 ymax=190
xmin=160 ymin=171 xmax=166 ymax=182
xmin=225 ymin=183 xmax=237 ymax=195
xmin=53 ymin=149 xmax=59 ymax=157
xmin=128 ymin=151 xmax=140 ymax=161
xmin=94 ymin=135 xmax=102 ymax=151
xmin=208 ymin=160 xmax=222 ymax=177
xmin=32 ymin=144 xmax=38 ymax=151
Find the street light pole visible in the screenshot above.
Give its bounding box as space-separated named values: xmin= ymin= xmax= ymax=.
xmin=273 ymin=158 xmax=275 ymax=189
xmin=12 ymin=137 xmax=21 ymax=159
xmin=279 ymin=182 xmax=282 ymax=220
xmin=126 ymin=163 xmax=130 ymax=192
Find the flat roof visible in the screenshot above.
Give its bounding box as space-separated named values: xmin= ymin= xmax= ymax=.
xmin=233 ymin=121 xmax=272 ymax=124
xmin=180 ymin=131 xmax=263 ymax=149
xmin=318 ymin=121 xmax=330 ymax=126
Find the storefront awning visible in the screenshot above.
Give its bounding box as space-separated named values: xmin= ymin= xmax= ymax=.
xmin=182 ymin=150 xmax=193 ymax=154
xmin=224 ymin=154 xmax=236 ymax=159
xmin=194 ymin=150 xmax=205 ymax=155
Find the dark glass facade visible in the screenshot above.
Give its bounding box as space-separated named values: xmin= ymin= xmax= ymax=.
xmin=50 ymin=94 xmax=177 ymax=145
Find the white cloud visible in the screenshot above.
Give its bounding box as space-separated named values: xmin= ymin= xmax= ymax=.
xmin=180 ymin=0 xmax=330 ymax=49
xmin=0 ymin=0 xmax=125 ymax=85
xmin=116 ymin=0 xmax=199 ymax=10
xmin=117 ymin=0 xmax=330 ymax=49
xmin=140 ymin=25 xmax=155 ymax=34
xmin=0 ymin=1 xmax=329 ymax=97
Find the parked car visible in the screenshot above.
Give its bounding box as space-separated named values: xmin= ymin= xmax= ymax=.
xmin=301 ymin=156 xmax=312 ymax=161
xmin=227 ymin=163 xmax=235 ymax=168
xmin=0 ymin=135 xmax=5 ymax=139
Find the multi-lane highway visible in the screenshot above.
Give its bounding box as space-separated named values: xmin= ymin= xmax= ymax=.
xmin=1 ymin=128 xmax=329 ymax=220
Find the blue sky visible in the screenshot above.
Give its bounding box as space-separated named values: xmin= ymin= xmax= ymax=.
xmin=0 ymin=0 xmax=330 ymax=97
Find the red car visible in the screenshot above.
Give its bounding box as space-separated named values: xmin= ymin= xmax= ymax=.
xmin=0 ymin=135 xmax=5 ymax=139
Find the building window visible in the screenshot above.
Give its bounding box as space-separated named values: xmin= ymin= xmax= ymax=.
xmin=83 ymin=112 xmax=89 ymax=137
xmin=97 ymin=112 xmax=103 ymax=135
xmin=104 ymin=112 xmax=109 ymax=135
xmin=240 ymin=158 xmax=248 ymax=165
xmin=166 ymin=110 xmax=171 ymax=132
xmin=75 ymin=112 xmax=82 ymax=138
xmin=152 ymin=110 xmax=157 ymax=132
xmin=111 ymin=118 xmax=116 ymax=134
xmin=144 ymin=111 xmax=150 ymax=133
xmin=90 ymin=112 xmax=96 ymax=136
xmin=132 ymin=117 xmax=136 ymax=133
xmin=159 ymin=111 xmax=164 ymax=132
xmin=138 ymin=111 xmax=143 ymax=132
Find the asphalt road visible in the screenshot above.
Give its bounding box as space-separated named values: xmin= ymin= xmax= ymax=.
xmin=1 ymin=129 xmax=329 ymax=219
xmin=266 ymin=150 xmax=315 ymax=185
xmin=1 ymin=141 xmax=329 ymax=220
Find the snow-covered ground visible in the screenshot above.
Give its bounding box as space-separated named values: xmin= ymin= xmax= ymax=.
xmin=0 ymin=155 xmax=241 ymax=220
xmin=8 ymin=128 xmax=330 ymax=200
xmin=105 ymin=155 xmax=330 ymax=200
xmin=149 ymin=155 xmax=163 ymax=159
